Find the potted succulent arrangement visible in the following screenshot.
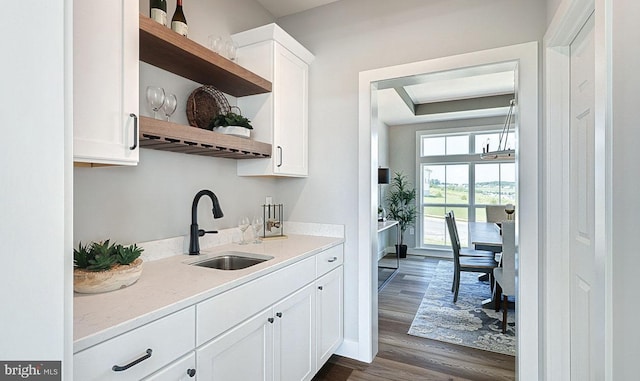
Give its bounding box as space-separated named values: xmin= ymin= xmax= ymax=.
xmin=73 ymin=240 xmax=144 ymax=294
xmin=209 ymin=106 xmax=253 ymax=138
xmin=386 ymin=171 xmax=417 ymax=258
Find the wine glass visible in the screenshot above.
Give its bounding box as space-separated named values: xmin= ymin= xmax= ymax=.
xmin=225 ymin=39 xmax=238 ymax=61
xmin=504 ymin=204 xmax=515 ymax=220
xmin=238 ymin=217 xmax=250 ymax=245
xmin=162 ymin=93 xmax=177 ymax=121
xmin=146 ymin=86 xmax=165 ymax=119
xmin=252 ymin=216 xmax=264 ymax=244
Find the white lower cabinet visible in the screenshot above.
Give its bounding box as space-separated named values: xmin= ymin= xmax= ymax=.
xmin=196 ymin=283 xmax=316 ymax=381
xmin=316 ymin=267 xmax=344 ymax=368
xmin=141 ymin=352 xmax=196 ymax=381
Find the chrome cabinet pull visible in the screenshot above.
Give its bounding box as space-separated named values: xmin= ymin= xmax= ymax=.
xmin=129 ymin=113 xmax=138 ymax=150
xmin=112 ymin=348 xmax=152 ymax=372
xmin=328 ymin=257 xmax=338 ymax=263
xmin=277 ymin=145 xmax=283 ymax=167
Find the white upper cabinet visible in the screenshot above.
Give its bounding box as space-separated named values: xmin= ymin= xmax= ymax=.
xmin=73 ymin=0 xmax=139 ymax=166
xmin=234 ymin=24 xmax=314 ymax=177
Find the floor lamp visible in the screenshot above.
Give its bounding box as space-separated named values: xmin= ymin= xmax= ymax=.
xmin=378 ymin=167 xmax=390 ymax=221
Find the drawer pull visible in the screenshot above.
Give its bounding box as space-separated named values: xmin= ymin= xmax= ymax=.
xmin=327 ymin=257 xmax=338 ymax=263
xmin=187 ymin=368 xmax=196 ymax=377
xmin=112 ymin=348 xmax=152 ymax=372
xmin=268 ymin=317 xmax=275 ymax=324
xmin=276 ymin=312 xmax=283 ymax=318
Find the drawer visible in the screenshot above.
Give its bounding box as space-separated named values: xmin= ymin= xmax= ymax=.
xmin=197 ymin=256 xmax=315 ymax=346
xmin=316 ymin=244 xmax=343 ymax=277
xmin=74 ymin=307 xmax=196 ymax=381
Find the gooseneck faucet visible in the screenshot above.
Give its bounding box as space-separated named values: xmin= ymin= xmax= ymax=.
xmin=189 ymin=190 xmax=224 ymax=255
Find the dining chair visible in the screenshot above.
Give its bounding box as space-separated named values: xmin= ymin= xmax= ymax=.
xmin=449 ymin=211 xmax=495 ymax=259
xmin=445 ymin=212 xmax=498 ymax=303
xmin=485 ymin=205 xmax=508 ymax=222
xmin=494 ymin=220 xmax=516 ymax=333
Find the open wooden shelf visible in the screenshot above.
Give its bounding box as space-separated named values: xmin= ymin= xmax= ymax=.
xmin=139 ymin=14 xmax=272 ymax=97
xmin=139 ymin=116 xmax=272 ymax=159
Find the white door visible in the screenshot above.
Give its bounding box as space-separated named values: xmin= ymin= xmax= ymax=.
xmin=568 ymin=12 xmax=602 ymax=380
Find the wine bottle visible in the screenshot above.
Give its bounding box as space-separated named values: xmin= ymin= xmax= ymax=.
xmin=171 ymin=0 xmax=188 ymax=37
xmin=149 ymin=0 xmax=167 ymax=26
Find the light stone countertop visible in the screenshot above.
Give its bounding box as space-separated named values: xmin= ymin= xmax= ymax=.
xmin=73 ymin=234 xmax=344 ymax=353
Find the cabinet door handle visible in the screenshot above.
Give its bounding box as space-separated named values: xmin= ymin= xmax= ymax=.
xmin=318 ymin=286 xmax=323 ymax=291
xmin=187 ymin=368 xmax=196 ymax=377
xmin=268 ymin=317 xmax=275 ymax=324
xmin=277 ymin=145 xmax=283 ymax=167
xmin=328 ymin=256 xmax=338 ymax=263
xmin=129 ymin=113 xmax=138 ymax=150
xmin=112 ymin=348 xmax=152 ymax=372
xmin=276 ymin=312 xmax=283 ymax=318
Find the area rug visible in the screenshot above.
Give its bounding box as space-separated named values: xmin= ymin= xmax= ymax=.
xmin=408 ymin=260 xmax=516 ymax=356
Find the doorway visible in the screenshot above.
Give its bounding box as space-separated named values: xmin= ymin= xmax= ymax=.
xmin=358 ymin=42 xmax=539 ymax=379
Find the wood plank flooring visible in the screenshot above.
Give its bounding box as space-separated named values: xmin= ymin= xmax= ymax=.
xmin=313 ymin=255 xmax=516 ymax=381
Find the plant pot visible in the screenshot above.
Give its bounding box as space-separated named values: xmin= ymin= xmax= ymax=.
xmin=74 ymin=258 xmax=143 ymax=294
xmin=395 ymin=244 xmax=408 ymax=258
xmin=212 ymin=125 xmax=251 ymax=138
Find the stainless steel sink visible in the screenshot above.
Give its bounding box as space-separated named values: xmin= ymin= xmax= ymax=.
xmin=190 ymin=252 xmax=273 ymax=270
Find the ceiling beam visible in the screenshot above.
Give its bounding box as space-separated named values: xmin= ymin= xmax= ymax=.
xmin=414 ymin=94 xmax=514 ymax=116
xmin=393 ymin=87 xmax=415 ymax=114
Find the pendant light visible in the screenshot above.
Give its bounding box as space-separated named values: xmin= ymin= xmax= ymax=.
xmin=481 ymin=99 xmax=516 ymax=160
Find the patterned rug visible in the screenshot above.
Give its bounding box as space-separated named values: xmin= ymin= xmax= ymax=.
xmin=408 ymin=260 xmax=516 ymax=356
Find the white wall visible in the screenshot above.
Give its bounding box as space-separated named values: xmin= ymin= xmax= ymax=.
xmin=277 ymin=0 xmax=546 ymax=358
xmin=611 ymin=1 xmax=640 ymax=378
xmin=0 ymin=0 xmax=71 ymax=374
xmin=547 ymin=0 xmax=564 ymax=24
xmin=74 ymin=0 xmax=277 ymax=244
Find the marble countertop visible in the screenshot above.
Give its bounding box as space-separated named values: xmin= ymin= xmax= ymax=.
xmin=73 ymin=234 xmax=344 ymax=353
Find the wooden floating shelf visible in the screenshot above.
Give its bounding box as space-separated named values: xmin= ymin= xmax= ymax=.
xmin=139 ymin=14 xmax=272 ymax=97
xmin=139 ymin=116 xmax=272 ymax=159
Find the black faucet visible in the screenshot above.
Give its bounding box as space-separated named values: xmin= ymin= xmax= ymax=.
xmin=189 ymin=190 xmax=224 ymax=255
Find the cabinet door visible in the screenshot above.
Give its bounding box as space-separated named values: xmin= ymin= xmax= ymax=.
xmin=197 ymin=308 xmax=274 ymax=381
xmin=273 ymin=283 xmax=315 ymax=381
xmin=141 ymin=352 xmax=196 ymax=381
xmin=73 ymin=0 xmax=139 ymax=166
xmin=272 ymin=43 xmax=308 ymax=176
xmin=316 ymin=266 xmax=344 ymax=368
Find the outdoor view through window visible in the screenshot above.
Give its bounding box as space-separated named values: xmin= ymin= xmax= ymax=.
xmin=419 ymin=131 xmax=515 ymax=248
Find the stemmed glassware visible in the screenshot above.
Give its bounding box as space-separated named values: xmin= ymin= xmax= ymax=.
xmin=146 ymin=86 xmax=165 ymax=119
xmin=252 ymin=216 xmax=264 ymax=244
xmin=162 ymin=93 xmax=177 ymax=121
xmin=238 ymin=217 xmax=250 ymax=245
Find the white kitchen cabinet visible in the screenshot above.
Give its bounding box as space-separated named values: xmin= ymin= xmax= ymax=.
xmin=197 ymin=284 xmax=315 ymax=381
xmin=316 ymin=267 xmax=344 ymax=369
xmin=234 ymin=24 xmax=314 ymax=177
xmin=141 ymin=352 xmax=196 ymax=381
xmin=73 ymin=0 xmax=139 ymax=166
xmin=74 ymin=307 xmax=195 ymax=381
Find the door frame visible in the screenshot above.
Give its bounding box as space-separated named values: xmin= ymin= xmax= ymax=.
xmin=544 ymin=0 xmax=612 ymax=379
xmin=357 ymin=42 xmax=539 ymax=379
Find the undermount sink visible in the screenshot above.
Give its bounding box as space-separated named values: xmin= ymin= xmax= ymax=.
xmin=190 ymin=252 xmax=274 ymax=270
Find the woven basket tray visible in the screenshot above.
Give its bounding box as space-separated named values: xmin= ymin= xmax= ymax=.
xmin=186 ymin=85 xmax=231 ymax=130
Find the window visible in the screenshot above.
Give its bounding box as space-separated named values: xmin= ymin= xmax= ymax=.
xmin=418 ymin=128 xmax=515 ymax=248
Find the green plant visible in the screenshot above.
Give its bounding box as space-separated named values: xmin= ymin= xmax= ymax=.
xmin=386 ymin=171 xmax=417 ymax=246
xmin=209 ymin=111 xmax=253 ymax=129
xmin=74 ymin=240 xmax=143 ymax=272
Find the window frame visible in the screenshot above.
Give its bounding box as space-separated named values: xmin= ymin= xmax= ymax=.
xmin=415 ymin=125 xmax=515 ymax=249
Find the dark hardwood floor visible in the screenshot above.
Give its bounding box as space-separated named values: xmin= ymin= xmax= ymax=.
xmin=313 ymin=255 xmax=516 ymax=381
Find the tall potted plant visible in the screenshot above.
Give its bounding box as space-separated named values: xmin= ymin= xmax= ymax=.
xmin=386 ymin=171 xmax=417 ymax=258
